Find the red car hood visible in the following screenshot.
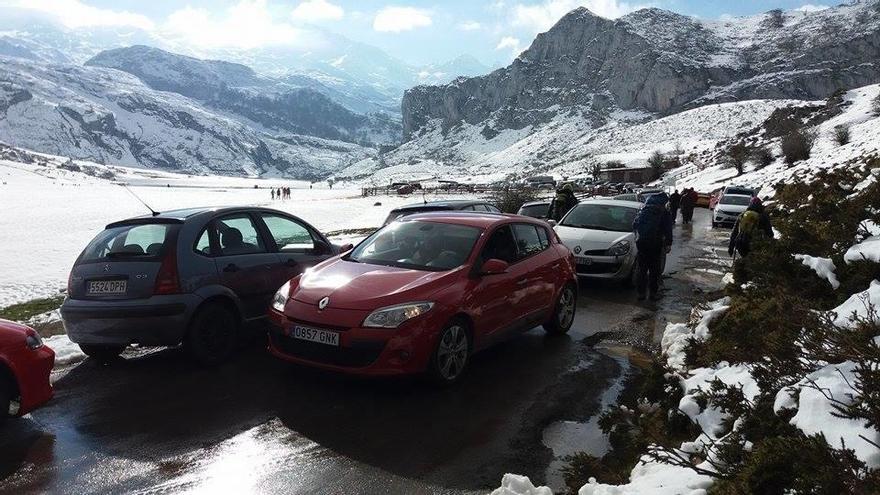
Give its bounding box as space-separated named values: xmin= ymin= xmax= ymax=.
xmin=290 ymin=259 xmax=461 ymax=310
xmin=0 ymin=318 xmax=30 ymax=336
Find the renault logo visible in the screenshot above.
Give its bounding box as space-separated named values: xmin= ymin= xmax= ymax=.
xmin=573 ymin=246 xmax=582 ymax=254
xmin=318 ymin=297 xmax=330 ymax=310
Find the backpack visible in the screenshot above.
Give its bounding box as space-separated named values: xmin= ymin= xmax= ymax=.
xmin=635 ymin=206 xmax=664 ymax=245
xmin=736 ymin=210 xmax=761 ymax=249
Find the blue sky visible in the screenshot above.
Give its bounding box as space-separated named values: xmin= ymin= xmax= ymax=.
xmin=3 ymin=0 xmax=834 ymax=66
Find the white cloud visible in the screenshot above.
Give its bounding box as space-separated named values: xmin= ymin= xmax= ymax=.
xmin=496 ymin=36 xmax=522 ymax=56
xmin=164 ymin=0 xmax=302 ymax=49
xmin=794 ymin=4 xmax=829 ymax=12
xmin=511 ymin=0 xmax=645 ymax=33
xmin=7 ymin=0 xmax=154 ymax=30
xmin=290 ymin=0 xmax=344 ymax=22
xmin=457 ymin=20 xmax=482 ymax=31
xmin=372 ymin=6 xmax=432 ymax=33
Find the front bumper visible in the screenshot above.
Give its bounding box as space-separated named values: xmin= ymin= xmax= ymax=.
xmin=61 ymin=294 xmax=201 ymax=346
xmin=713 ymin=210 xmax=740 ymax=227
xmin=11 ymin=345 xmax=55 ymax=416
xmin=267 ymin=300 xmax=445 ymax=377
xmin=573 ymin=253 xmax=636 ymax=280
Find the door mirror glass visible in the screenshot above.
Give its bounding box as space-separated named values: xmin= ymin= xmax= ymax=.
xmin=338 ymin=243 xmax=354 ymax=253
xmin=547 ymin=219 xmax=557 ymax=227
xmin=480 ymin=258 xmax=509 ymax=275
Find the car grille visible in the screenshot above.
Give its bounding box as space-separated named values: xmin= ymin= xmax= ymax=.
xmin=577 ymin=261 xmax=622 ymax=275
xmin=580 ymin=249 xmax=607 ymax=256
xmin=270 ymin=333 xmax=385 ymax=368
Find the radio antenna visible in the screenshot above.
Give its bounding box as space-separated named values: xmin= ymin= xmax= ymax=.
xmin=120 ymin=184 xmax=160 ymax=216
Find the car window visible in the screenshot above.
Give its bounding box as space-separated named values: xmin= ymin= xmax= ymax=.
xmin=81 ymin=223 xmax=174 ymax=262
xmin=216 ymin=214 xmax=266 ymax=256
xmin=194 ymin=228 xmax=212 ymax=256
xmin=513 ymin=224 xmax=546 ymax=259
xmin=461 ymin=205 xmax=476 ymax=211
xmin=536 ymin=226 xmax=550 ymax=249
xmin=480 ymin=225 xmax=518 ymax=264
xmin=720 ymin=195 xmax=752 ymax=206
xmin=261 ymin=214 xmax=315 ymax=252
xmin=485 ymin=204 xmax=501 ymax=213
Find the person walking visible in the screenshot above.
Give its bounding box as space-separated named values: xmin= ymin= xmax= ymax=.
xmin=548 ymin=183 xmax=579 ymax=221
xmin=271 ymin=188 xmax=275 ymax=201
xmin=680 ymin=188 xmax=697 ymax=224
xmin=633 ymin=193 xmax=673 ymax=301
xmin=728 ymin=197 xmax=773 ymax=258
xmin=669 ymin=190 xmax=681 ymax=223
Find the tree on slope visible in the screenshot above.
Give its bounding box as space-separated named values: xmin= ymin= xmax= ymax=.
xmin=648 ymin=151 xmax=665 ymax=181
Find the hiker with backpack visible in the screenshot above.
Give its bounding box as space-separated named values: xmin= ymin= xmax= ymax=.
xmin=728 ymin=197 xmax=774 ymax=258
xmin=669 ymin=190 xmax=681 ymax=223
xmin=680 ymin=188 xmax=698 ymax=224
xmin=633 ymin=193 xmax=674 ymax=301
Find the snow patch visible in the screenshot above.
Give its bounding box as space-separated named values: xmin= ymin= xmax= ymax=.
xmin=793 ymin=254 xmax=840 ymax=289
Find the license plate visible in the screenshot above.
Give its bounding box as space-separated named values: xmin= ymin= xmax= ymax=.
xmin=290 ymin=325 xmax=339 ymax=346
xmin=576 ymin=256 xmax=593 ymax=265
xmin=88 ymin=280 xmax=127 ymax=295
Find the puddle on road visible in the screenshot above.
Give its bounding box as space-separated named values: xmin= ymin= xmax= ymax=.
xmin=541 ymin=350 xmax=631 ymax=491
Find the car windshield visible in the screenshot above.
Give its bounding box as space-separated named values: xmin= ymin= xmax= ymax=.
xmin=720 ymin=195 xmax=752 ymax=206
xmin=561 ymin=204 xmax=640 ymax=232
xmin=725 ymin=187 xmax=754 ymax=196
xmin=348 ymin=221 xmax=482 ymax=271
xmin=519 ymin=203 xmax=550 ymax=218
xmin=80 ymin=223 xmax=175 ymax=262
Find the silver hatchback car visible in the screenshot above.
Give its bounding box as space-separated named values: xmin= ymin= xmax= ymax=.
xmin=61 ymin=207 xmax=344 ymax=364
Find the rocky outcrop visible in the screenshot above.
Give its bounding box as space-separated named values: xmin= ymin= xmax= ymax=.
xmin=402 ymin=2 xmax=880 ymax=139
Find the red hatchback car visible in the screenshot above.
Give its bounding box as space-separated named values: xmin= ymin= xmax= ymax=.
xmin=268 ymin=213 xmax=578 ymax=384
xmin=0 ymin=319 xmax=55 ymax=422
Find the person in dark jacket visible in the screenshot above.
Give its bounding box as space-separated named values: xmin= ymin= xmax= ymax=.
xmin=728 ymin=197 xmax=774 ymax=257
xmin=668 ymin=190 xmax=681 ymax=223
xmin=549 ymin=183 xmax=579 ymax=221
xmin=680 ymin=188 xmax=697 ymax=224
xmin=633 ymin=193 xmax=674 ymax=301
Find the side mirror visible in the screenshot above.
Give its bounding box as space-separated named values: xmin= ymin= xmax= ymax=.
xmin=547 ymin=219 xmax=557 ymax=227
xmin=480 ymin=258 xmax=509 ymax=275
xmin=337 ymin=243 xmax=354 ymax=254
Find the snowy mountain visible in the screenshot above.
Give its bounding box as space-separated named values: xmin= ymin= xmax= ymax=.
xmin=0 ymin=55 xmax=373 ymax=179
xmin=395 ymin=1 xmax=880 ymax=177
xmin=85 ymin=46 xmax=400 ymax=146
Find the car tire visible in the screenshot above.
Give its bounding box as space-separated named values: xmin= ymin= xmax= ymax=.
xmin=79 ymin=344 xmax=126 ymax=363
xmin=187 ymin=303 xmax=239 ymax=366
xmin=427 ymin=319 xmax=470 ymax=386
xmin=712 ymin=221 xmax=718 ymax=229
xmin=0 ymin=376 xmax=11 ymax=424
xmin=544 ymin=283 xmax=576 ymax=335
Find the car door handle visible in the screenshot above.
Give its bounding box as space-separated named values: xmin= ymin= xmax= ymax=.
xmin=284 ymin=259 xmax=299 ymax=267
xmin=223 ymin=263 xmax=240 ymax=273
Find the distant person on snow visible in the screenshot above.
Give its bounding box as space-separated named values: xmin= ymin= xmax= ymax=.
xmin=669 ymin=190 xmax=681 ymax=223
xmin=632 ymin=193 xmax=673 ymax=301
xmin=728 ymin=197 xmax=774 ymax=258
xmin=549 ymin=183 xmax=578 ymax=221
xmin=271 ymin=189 xmax=275 ymax=201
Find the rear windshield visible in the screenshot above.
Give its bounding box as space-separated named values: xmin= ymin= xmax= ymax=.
xmin=383 ymin=207 xmax=450 ymax=225
xmin=80 ymin=223 xmax=176 ymax=262
xmin=519 ymin=203 xmax=550 ymax=218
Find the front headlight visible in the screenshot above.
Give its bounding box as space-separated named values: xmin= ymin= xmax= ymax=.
xmin=607 ymin=240 xmax=631 ymax=257
xmin=271 ymin=281 xmax=291 ymax=312
xmin=363 ymin=302 xmax=434 ymax=328
xmin=25 ymin=329 xmax=43 ymax=350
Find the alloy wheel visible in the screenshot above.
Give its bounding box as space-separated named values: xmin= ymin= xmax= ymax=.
xmin=436 ymin=324 xmax=468 ymax=380
xmin=557 ymin=286 xmax=576 ymax=328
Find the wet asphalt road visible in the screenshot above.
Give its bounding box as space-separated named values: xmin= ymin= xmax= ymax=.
xmin=0 ymin=209 xmax=730 ymax=495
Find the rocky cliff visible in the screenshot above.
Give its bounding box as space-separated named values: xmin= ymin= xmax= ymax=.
xmin=402 ymin=2 xmax=880 ymax=139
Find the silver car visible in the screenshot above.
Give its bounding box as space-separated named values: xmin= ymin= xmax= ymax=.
xmin=712 ymin=194 xmax=752 ymax=228
xmin=61 ymin=207 xmax=343 ymax=364
xmin=554 ymin=199 xmax=658 ymax=282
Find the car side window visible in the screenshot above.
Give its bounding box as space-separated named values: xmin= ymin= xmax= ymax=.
xmin=512 ymin=224 xmax=546 ymax=259
xmin=461 ymin=205 xmax=476 ymax=211
xmin=485 ymin=204 xmax=501 ymax=213
xmin=480 ymin=225 xmax=517 ymax=264
xmin=194 ymin=227 xmax=213 ymax=256
xmin=536 ymin=226 xmax=550 ymax=249
xmin=215 ymin=214 xmax=267 ymax=256
xmin=260 ymin=214 xmax=316 ymax=252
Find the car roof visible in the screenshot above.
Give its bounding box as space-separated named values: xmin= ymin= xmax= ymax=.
xmin=392 ymin=200 xmax=489 ymax=211
xmin=399 ymin=211 xmax=543 ymax=229
xmin=106 ymin=206 xmax=296 ymax=228
xmin=576 ymin=198 xmax=643 ymax=208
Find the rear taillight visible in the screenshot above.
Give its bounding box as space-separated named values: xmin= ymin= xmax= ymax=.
xmin=154 ymin=251 xmax=180 ymax=295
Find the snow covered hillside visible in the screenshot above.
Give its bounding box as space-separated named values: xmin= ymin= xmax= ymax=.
xmin=0 ymin=145 xmax=480 ymax=308
xmin=0 ymin=55 xmax=375 ymax=179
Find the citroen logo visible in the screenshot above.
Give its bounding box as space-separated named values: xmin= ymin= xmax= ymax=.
xmin=573 ymin=246 xmax=582 ymax=254
xmin=318 ymin=297 xmax=330 ymax=310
